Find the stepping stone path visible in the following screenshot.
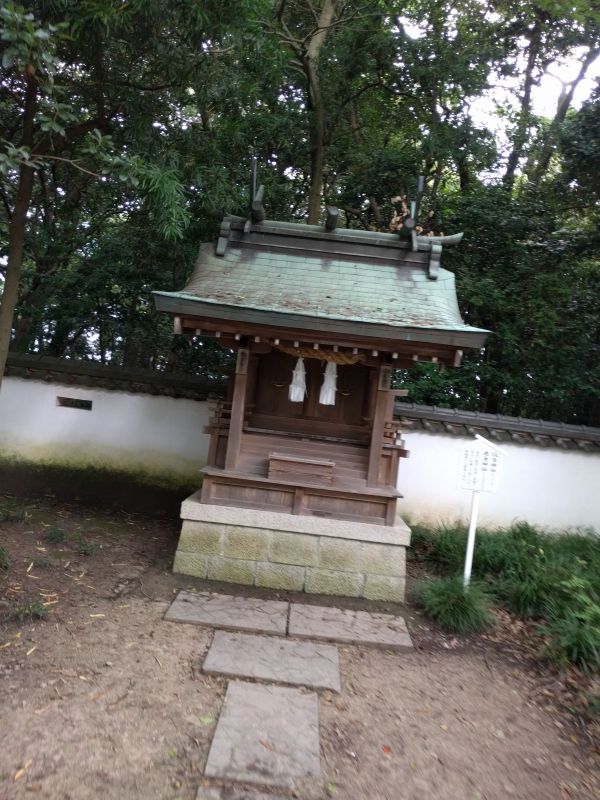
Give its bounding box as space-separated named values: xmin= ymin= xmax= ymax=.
xmin=164 ymin=590 xmax=288 ymax=635
xmin=205 ymin=681 xmax=321 ymax=792
xmin=288 ymin=602 xmax=413 ymax=651
xmin=203 ymin=630 xmax=341 ymax=692
xmin=164 ymin=590 xmax=413 ymax=797
xmin=197 ymin=789 xmax=287 ymax=800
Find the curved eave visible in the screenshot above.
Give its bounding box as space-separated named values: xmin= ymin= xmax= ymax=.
xmin=153 ymin=291 xmax=490 ymax=350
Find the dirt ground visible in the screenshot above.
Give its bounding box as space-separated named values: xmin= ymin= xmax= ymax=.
xmin=0 ymin=496 xmax=599 ymax=800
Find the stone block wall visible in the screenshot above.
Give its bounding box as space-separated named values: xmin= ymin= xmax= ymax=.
xmin=173 ymin=519 xmax=407 ymax=602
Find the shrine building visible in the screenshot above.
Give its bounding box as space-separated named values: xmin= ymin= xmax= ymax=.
xmin=154 ymin=183 xmax=489 ymax=601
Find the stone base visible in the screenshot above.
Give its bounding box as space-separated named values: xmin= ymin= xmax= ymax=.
xmin=173 ymin=491 xmax=411 ymax=602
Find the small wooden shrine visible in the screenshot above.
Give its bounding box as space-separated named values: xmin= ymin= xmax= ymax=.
xmin=154 ymin=175 xmax=489 ymax=601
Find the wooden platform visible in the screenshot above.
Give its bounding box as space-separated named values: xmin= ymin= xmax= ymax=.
xmin=202 ymin=431 xmax=400 ymax=525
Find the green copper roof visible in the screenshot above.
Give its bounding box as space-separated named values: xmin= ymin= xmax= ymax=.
xmin=154 ymin=216 xmax=489 ymax=348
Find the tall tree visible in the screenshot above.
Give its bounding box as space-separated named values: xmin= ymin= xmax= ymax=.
xmin=0 ymin=0 xmax=254 ymax=385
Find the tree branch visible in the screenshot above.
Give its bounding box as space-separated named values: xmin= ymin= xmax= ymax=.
xmin=528 ymin=44 xmax=600 ymax=185
xmin=35 ymin=154 xmax=104 ymax=178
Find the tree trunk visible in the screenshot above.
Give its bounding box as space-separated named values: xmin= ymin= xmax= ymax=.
xmin=527 ymin=45 xmax=600 ymax=186
xmin=0 ymin=72 xmax=37 ymax=391
xmin=304 ymin=0 xmax=338 ymax=224
xmin=502 ymin=21 xmax=541 ymax=192
xmin=306 ymin=61 xmax=326 ymax=224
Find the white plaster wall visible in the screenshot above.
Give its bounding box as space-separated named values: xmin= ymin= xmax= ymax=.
xmin=0 ymin=377 xmax=211 ymax=481
xmin=1 ymin=377 xmax=599 ymax=531
xmin=397 ymin=430 xmax=600 ymax=533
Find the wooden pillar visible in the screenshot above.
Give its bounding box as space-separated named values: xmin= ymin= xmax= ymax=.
xmin=367 ymin=365 xmax=393 ymax=487
xmin=362 ymin=367 xmax=379 ymax=422
xmin=224 ymin=348 xmax=249 ymax=470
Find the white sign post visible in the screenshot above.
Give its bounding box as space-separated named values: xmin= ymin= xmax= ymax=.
xmin=459 ymin=435 xmax=504 ymax=588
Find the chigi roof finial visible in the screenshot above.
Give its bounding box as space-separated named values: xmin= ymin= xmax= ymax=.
xmin=250 ymin=156 xmax=265 ymax=223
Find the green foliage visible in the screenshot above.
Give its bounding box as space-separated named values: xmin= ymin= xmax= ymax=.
xmin=76 ymin=535 xmax=98 ymax=556
xmin=1 ymin=0 xmax=599 ymax=424
xmin=496 ymin=566 xmax=564 ymax=619
xmin=412 ymin=522 xmax=600 ymax=669
xmin=586 ymin=694 xmax=600 ymax=716
xmin=0 ymin=544 xmax=10 ymax=570
xmin=44 ymin=525 xmax=66 ymax=544
xmin=541 ymin=576 xmax=600 ymax=672
xmin=561 ymin=87 xmax=600 ymax=200
xmin=414 ymin=576 xmax=493 ymax=633
xmin=0 ymin=498 xmax=25 ymax=522
xmin=12 ymin=600 xmax=47 ymax=621
xmin=0 ymin=3 xmax=61 ymax=76
xmin=430 ymin=525 xmax=469 ymax=573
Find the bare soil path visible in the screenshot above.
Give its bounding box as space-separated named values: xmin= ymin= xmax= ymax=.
xmin=0 ymin=498 xmax=598 ymax=799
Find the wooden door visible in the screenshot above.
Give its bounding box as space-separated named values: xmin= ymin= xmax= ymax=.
xmin=251 ymin=351 xmax=369 ymax=433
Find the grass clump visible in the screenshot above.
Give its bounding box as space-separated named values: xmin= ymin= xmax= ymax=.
xmin=76 ymin=535 xmax=99 ymax=556
xmin=44 ymin=525 xmax=66 ymax=544
xmin=415 ymin=576 xmax=494 ymax=634
xmin=541 ymin=575 xmax=600 ymax=672
xmin=13 ymin=600 xmax=47 ymax=622
xmin=0 ymin=544 xmax=10 ymax=570
xmin=0 ymin=498 xmax=26 ymax=523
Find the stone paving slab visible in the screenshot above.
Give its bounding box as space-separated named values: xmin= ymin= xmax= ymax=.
xmin=203 ymin=630 xmax=341 ymax=692
xmin=204 ymin=681 xmax=320 ymax=792
xmin=164 ymin=591 xmax=288 ymax=636
xmin=196 ymin=788 xmax=288 ymax=800
xmin=288 ymin=603 xmax=413 ymax=651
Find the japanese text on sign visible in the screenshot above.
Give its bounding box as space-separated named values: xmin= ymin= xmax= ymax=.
xmin=460 ymin=443 xmax=501 ymax=492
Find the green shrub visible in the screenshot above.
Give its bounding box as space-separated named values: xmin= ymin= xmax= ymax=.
xmin=541 ymin=576 xmax=600 ymax=672
xmin=415 ymin=576 xmax=494 ymax=633
xmin=411 ymin=522 xmax=542 ymax=578
xmin=496 ymin=567 xmax=560 ymax=618
xmin=544 ymin=532 xmax=600 ymax=594
xmin=407 ymin=525 xmax=435 ymax=558
xmin=0 ymin=544 xmax=10 ymax=570
xmin=545 ymin=530 xmax=599 ymax=561
xmin=471 ymin=523 xmax=540 ymax=579
xmin=408 ymin=521 xmax=600 ymax=670
xmin=506 ymin=521 xmax=541 ymax=545
xmin=432 ymin=525 xmax=469 ymax=573
xmin=44 ymin=525 xmax=66 ymax=544
xmin=473 ymin=532 xmax=525 ymax=577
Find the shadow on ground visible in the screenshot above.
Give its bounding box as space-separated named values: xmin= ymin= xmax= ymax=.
xmin=0 ymin=461 xmax=192 ymax=517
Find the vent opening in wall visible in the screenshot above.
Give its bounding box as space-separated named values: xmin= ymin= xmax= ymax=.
xmin=56 ymin=396 xmax=92 ymax=411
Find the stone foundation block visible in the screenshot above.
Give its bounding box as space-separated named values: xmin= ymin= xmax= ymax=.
xmin=269 ymin=532 xmax=318 ymax=567
xmin=318 ymin=538 xmax=365 ymax=572
xmin=305 ymin=568 xmax=364 ymax=598
xmin=363 ymin=574 xmax=406 ymax=602
xmin=173 ymin=551 xmax=208 ymax=579
xmin=255 ymin=562 xmax=305 ymax=591
xmin=207 ymin=556 xmax=256 ymax=585
xmin=359 ymin=543 xmax=406 ymax=577
xmin=178 ymin=521 xmax=223 ymax=555
xmin=223 ymin=527 xmax=270 ymax=561
xmin=175 ymin=497 xmax=410 ymax=601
